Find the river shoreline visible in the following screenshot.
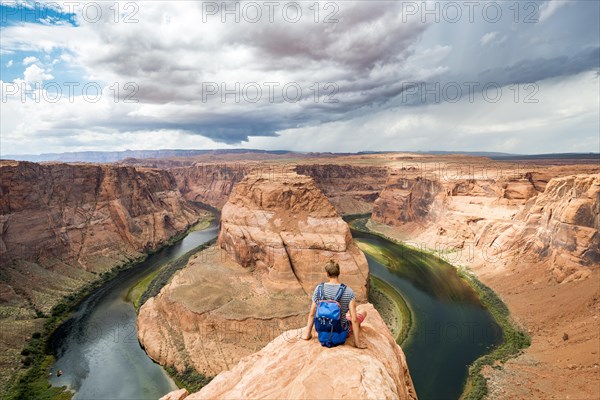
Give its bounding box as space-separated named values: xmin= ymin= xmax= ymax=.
xmin=4 ymin=213 xmax=213 ymax=400
xmin=368 ymin=275 xmax=412 ymax=344
xmin=348 ymin=216 xmax=530 ymax=400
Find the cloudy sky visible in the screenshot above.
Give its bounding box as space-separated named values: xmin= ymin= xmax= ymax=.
xmin=1 ymin=0 xmax=598 ymax=155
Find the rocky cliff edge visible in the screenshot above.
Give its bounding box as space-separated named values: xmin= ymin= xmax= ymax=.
xmin=160 ymin=304 xmax=417 ymax=400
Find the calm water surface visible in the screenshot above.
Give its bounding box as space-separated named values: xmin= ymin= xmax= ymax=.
xmin=49 ymin=225 xmax=218 ymax=399
xmin=48 ymin=220 xmax=500 ymax=400
xmin=352 ymin=229 xmax=503 ymax=400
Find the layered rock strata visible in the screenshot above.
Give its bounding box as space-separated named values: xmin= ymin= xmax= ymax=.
xmin=371 ymin=169 xmax=599 ymax=282
xmin=218 ymin=172 xmax=369 ymax=300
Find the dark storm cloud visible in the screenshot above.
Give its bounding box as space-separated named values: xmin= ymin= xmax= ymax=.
xmin=2 ymin=1 xmax=598 ymax=152
xmin=58 ymin=1 xmax=431 ymax=142
xmin=478 ymin=46 xmax=600 ymax=86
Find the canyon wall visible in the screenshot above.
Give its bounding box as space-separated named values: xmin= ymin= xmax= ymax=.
xmin=170 ymin=164 xmax=246 ymax=208
xmin=0 ymin=160 xmax=203 ymax=391
xmin=508 ymin=174 xmax=599 ymax=281
xmin=370 ymin=167 xmax=599 ymax=282
xmin=160 ymin=304 xmax=417 ymax=400
xmin=372 ymin=176 xmax=445 ymax=225
xmin=138 ymin=172 xmax=370 ymax=378
xmin=136 ymin=160 xmax=389 ymax=215
xmin=0 ymin=161 xmax=200 ymax=278
xmin=294 ymin=164 xmax=388 ymax=214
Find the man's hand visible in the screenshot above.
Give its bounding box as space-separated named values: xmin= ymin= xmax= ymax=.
xmin=301 ymin=328 xmax=312 ymax=340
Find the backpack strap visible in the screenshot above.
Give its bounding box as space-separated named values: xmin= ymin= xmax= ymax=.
xmin=316 ymin=283 xmax=325 ymax=301
xmin=334 ymin=283 xmax=346 ymax=302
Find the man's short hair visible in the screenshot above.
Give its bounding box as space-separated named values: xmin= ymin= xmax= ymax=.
xmin=325 ymin=260 xmax=340 ymax=277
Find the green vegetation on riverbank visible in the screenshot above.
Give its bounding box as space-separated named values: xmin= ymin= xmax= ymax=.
xmin=4 ymin=254 xmax=147 ymax=400
xmin=130 ymin=215 xmax=218 ymax=392
xmin=348 ymin=217 xmax=530 ymax=400
xmin=133 ymin=237 xmax=217 ymax=311
xmin=165 ymin=366 xmax=213 ymax=394
xmin=5 ymin=215 xmax=214 ymax=400
xmin=458 ymin=269 xmax=530 ymax=400
xmin=368 ymin=275 xmax=412 ymax=344
xmin=128 ymin=217 xmax=215 ymax=310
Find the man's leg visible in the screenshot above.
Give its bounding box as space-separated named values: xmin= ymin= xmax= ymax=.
xmin=346 ymin=310 xmax=367 ymax=332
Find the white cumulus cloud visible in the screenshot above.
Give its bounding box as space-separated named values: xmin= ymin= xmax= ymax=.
xmin=23 ymin=64 xmax=54 ymax=83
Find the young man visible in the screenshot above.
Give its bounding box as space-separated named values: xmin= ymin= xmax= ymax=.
xmin=301 ymin=260 xmax=368 ymax=348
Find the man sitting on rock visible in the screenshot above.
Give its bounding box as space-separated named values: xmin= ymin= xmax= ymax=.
xmin=301 ymin=260 xmax=368 ymax=348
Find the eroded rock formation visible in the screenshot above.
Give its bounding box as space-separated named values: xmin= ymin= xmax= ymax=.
xmin=138 ymin=171 xmax=370 ymax=378
xmin=0 ymin=161 xmax=200 ymax=276
xmin=135 ymin=160 xmax=390 ymax=215
xmin=510 ymin=174 xmax=599 ymax=282
xmin=373 ymin=175 xmax=445 ymax=225
xmin=367 ymin=162 xmax=600 ymax=400
xmin=138 ymin=244 xmax=310 ymax=376
xmin=161 ymin=304 xmax=417 ymax=400
xmin=218 ymin=172 xmax=369 ymax=299
xmin=170 ymin=164 xmax=247 ymax=208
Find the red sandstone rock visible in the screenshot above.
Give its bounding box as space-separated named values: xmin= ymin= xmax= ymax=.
xmin=218 ymin=172 xmax=369 ymax=300
xmin=160 ymin=388 xmax=189 ymax=400
xmin=0 ymin=161 xmax=199 ymax=271
xmin=294 ymin=164 xmax=389 ymax=214
xmin=0 ymin=160 xmax=201 ymax=312
xmin=171 ymin=164 xmax=246 ymax=208
xmin=161 ymin=304 xmax=416 ymax=400
xmin=138 ymin=172 xmax=370 ymax=378
xmin=137 ymin=245 xmax=310 ymax=376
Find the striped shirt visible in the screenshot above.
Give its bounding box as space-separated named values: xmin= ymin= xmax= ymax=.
xmin=312 ymin=283 xmax=356 ymax=328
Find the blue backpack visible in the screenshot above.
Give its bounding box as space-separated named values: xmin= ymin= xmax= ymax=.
xmin=314 ymin=283 xmax=348 ymax=347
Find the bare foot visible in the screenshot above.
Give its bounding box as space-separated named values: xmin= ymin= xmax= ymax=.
xmin=355 ymin=340 xmax=367 ymax=349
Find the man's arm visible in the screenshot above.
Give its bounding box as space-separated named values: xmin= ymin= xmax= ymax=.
xmin=349 ymin=299 xmax=367 ymax=348
xmin=301 ymin=302 xmax=317 ymax=340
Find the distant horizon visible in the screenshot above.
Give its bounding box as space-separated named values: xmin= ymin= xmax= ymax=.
xmin=3 ymin=147 xmax=599 ymax=162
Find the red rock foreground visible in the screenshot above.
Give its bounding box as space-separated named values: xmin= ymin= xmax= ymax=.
xmin=160 ymin=304 xmax=417 ymax=400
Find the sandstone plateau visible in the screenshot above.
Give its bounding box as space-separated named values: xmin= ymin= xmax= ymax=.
xmin=138 ymin=172 xmax=370 ymax=377
xmin=0 ymin=160 xmax=205 ymax=391
xmin=160 ymin=304 xmax=417 ymax=400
